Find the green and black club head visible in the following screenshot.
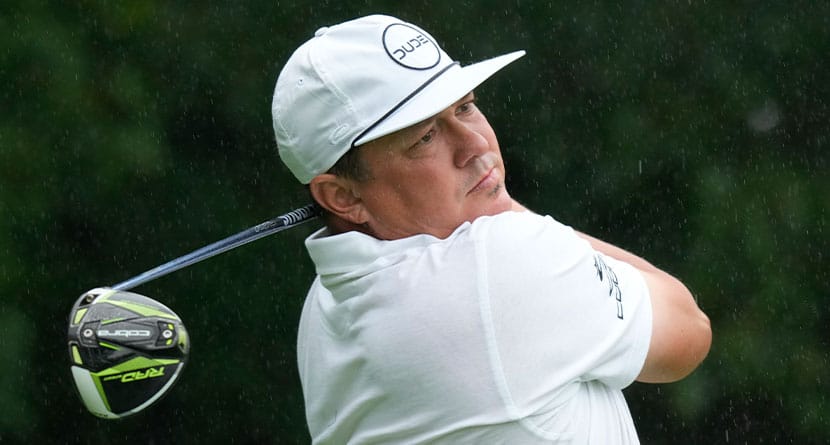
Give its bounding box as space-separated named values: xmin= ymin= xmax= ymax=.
xmin=67 ymin=288 xmax=189 ymax=419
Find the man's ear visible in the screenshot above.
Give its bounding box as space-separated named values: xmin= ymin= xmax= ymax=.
xmin=309 ymin=174 xmax=368 ymax=225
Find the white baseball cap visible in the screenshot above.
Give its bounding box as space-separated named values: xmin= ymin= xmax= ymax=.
xmin=272 ymin=14 xmax=525 ymax=184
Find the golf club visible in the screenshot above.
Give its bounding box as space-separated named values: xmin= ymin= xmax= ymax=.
xmin=68 ymin=203 xmax=320 ymax=418
xmin=112 ymin=203 xmax=320 ymax=291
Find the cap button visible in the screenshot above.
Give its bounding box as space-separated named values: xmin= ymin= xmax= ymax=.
xmin=314 ymin=26 xmax=329 ymax=37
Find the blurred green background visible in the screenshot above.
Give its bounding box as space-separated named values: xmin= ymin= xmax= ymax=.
xmin=2 ymin=0 xmax=828 ymax=443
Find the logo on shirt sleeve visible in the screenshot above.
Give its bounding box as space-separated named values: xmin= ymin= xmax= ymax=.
xmin=593 ymin=254 xmax=624 ymax=320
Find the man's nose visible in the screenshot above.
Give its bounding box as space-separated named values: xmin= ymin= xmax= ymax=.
xmin=449 ymin=120 xmax=489 ymax=167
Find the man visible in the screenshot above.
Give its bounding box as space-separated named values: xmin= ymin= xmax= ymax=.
xmin=272 ymin=14 xmax=711 ymax=444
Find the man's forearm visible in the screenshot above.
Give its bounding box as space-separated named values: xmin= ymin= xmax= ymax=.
xmin=513 ymin=202 xmax=710 ymax=381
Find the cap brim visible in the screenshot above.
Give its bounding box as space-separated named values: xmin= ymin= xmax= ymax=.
xmin=354 ymin=50 xmax=525 ymax=146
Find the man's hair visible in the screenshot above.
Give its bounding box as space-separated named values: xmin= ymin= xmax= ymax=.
xmin=327 ymin=146 xmax=371 ymax=181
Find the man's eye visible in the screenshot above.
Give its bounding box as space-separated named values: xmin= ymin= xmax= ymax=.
xmin=416 ymin=130 xmax=434 ymax=146
xmin=458 ymin=99 xmax=477 ymax=114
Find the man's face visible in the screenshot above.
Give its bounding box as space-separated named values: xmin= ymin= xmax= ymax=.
xmin=351 ymin=92 xmax=514 ymax=240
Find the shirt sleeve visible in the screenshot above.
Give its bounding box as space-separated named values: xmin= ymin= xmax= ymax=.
xmin=474 ymin=212 xmax=653 ymax=405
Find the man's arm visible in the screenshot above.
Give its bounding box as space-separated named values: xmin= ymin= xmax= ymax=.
xmin=576 ymin=232 xmax=712 ymax=383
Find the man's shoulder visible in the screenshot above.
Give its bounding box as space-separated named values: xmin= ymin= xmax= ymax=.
xmin=463 ymin=210 xmax=590 ymax=263
xmin=469 ymin=210 xmax=570 ymax=238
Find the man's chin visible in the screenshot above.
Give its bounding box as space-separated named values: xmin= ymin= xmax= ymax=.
xmin=480 ymin=185 xmax=514 ymax=216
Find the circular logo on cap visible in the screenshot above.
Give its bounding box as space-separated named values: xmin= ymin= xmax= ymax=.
xmin=382 ymin=23 xmax=441 ymax=70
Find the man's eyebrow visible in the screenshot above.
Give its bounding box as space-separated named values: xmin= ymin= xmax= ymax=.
xmin=400 ymin=92 xmax=478 ymax=141
xmin=405 ymin=113 xmax=438 ymax=136
xmin=410 ymin=117 xmax=435 ymax=132
xmin=459 ymin=91 xmax=476 ymax=102
xmin=417 ymin=93 xmax=476 ymax=126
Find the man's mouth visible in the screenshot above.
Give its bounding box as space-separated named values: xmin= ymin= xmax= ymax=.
xmin=468 ymin=167 xmax=498 ymax=195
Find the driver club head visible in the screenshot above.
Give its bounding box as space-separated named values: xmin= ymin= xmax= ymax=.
xmin=67 ymin=288 xmax=190 ymax=419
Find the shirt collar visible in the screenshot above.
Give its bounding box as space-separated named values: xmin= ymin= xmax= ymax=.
xmin=305 ymin=225 xmax=463 ymax=277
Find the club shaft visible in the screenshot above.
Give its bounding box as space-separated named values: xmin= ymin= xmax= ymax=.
xmin=111 ymin=204 xmax=319 ymax=291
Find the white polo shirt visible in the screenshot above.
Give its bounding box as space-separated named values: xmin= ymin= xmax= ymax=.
xmin=297 ymin=211 xmax=652 ymax=444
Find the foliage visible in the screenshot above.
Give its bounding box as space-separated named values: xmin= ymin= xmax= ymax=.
xmin=2 ymin=0 xmax=827 ymax=443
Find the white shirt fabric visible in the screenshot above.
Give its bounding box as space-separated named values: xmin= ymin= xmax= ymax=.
xmin=297 ymin=211 xmax=653 ymax=444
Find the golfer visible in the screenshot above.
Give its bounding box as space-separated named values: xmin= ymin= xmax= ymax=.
xmin=272 ymin=14 xmax=711 ymax=444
